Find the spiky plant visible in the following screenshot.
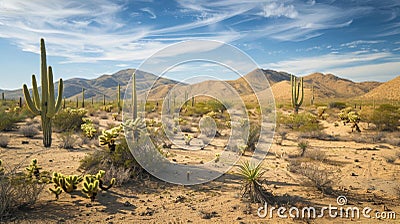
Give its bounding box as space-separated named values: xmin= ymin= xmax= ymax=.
xmin=94 ymin=170 xmax=116 ymax=191
xmin=236 ymin=161 xmax=274 ymax=204
xmin=81 ymin=118 xmax=97 ymax=139
xmin=82 ymin=175 xmax=99 ymax=202
xmin=298 ymin=140 xmax=309 ymax=157
xmin=26 ymin=159 xmax=42 ymax=179
xmin=98 ymin=125 xmax=122 ymax=153
xmin=22 ymin=38 xmax=63 ymax=147
xmin=291 ymin=74 xmax=304 ymax=114
xmin=49 ymin=187 xmax=62 ymax=200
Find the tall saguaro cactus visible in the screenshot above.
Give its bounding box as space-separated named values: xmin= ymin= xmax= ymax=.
xmin=290 ymin=75 xmax=304 ymax=114
xmin=23 ymin=39 xmax=63 ymax=147
xmin=82 ymin=88 xmax=85 ymax=108
xmin=132 ymin=72 xmax=137 ymax=120
xmin=117 ymin=84 xmax=121 ymax=114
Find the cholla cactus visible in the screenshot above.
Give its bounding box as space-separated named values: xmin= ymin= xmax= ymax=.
xmin=94 ymin=170 xmax=116 ymax=191
xmin=49 ymin=187 xmax=62 ymax=200
xmin=184 ymin=134 xmax=193 ymax=145
xmin=215 ymin=153 xmax=221 ymax=163
xmin=82 ymin=170 xmax=116 ymax=201
xmin=0 ymin=159 xmax=4 ymax=175
xmin=26 ymin=158 xmax=42 ymax=179
xmin=123 ymin=117 xmax=146 ymax=140
xmin=339 ymin=107 xmax=361 ymax=132
xmin=81 ymin=118 xmax=97 ymax=139
xmin=51 ymin=172 xmax=82 ymax=193
xmin=82 ymin=175 xmax=99 ymax=202
xmin=98 ymin=125 xmax=122 ymax=152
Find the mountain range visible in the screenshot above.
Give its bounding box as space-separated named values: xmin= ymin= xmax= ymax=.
xmin=1 ymin=68 xmax=399 ymax=102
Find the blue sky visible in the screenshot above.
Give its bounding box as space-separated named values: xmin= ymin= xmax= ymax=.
xmin=0 ymin=0 xmax=399 ymax=90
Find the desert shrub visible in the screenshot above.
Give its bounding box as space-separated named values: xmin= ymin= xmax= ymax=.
xmin=247 ymin=122 xmax=261 ymax=151
xmin=180 ymin=124 xmax=193 ymax=133
xmin=291 ymin=162 xmax=334 ymax=195
xmin=0 ymin=162 xmax=45 ymax=220
xmin=328 ymin=101 xmax=346 ymax=109
xmin=0 ymin=111 xmax=22 ymax=131
xmin=200 ymin=116 xmax=216 ymax=137
xmin=20 ymin=125 xmax=39 ymax=138
xmin=279 ymin=112 xmax=322 ymax=132
xmin=53 ymin=108 xmax=87 ymax=132
xmin=207 ymin=100 xmax=227 ymax=113
xmin=59 ymin=132 xmax=77 ymax=149
xmin=80 ymin=138 xmax=146 ymax=183
xmin=371 ymin=104 xmax=400 ymax=132
xmin=0 ymin=135 xmax=9 ymax=148
xmin=304 ymin=148 xmax=327 ymax=162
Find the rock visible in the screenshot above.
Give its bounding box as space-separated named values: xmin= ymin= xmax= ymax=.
xmin=22 ymin=141 xmax=29 ymax=144
xmin=174 ymin=195 xmax=186 ymax=203
xmin=351 ymin=173 xmax=358 ymax=176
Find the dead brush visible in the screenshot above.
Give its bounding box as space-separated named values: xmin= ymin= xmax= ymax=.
xmin=296 ymin=162 xmax=335 ymax=195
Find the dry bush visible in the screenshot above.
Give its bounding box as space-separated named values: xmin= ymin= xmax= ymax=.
xmin=180 ymin=124 xmax=194 ymax=133
xmin=0 ymin=164 xmax=45 ymax=221
xmin=384 ymin=152 xmax=400 ymax=164
xmin=297 ymin=163 xmax=335 ymax=195
xmin=304 ymin=148 xmax=327 ymax=162
xmin=20 ymin=125 xmax=39 ymax=138
xmin=288 ymin=161 xmax=335 ymax=195
xmin=58 ymin=132 xmax=77 ymax=149
xmin=0 ymin=135 xmax=9 ymax=148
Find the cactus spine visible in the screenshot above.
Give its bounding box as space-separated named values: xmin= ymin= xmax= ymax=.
xmin=290 ymin=75 xmax=304 ymax=114
xmin=22 ymin=38 xmax=63 ymax=147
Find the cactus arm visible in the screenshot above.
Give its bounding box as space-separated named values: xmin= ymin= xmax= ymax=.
xmin=23 ymin=84 xmax=40 ymax=115
xmin=54 ymin=79 xmax=63 ymax=113
xmin=32 ymin=75 xmax=41 ymax=109
xmin=298 ymin=77 xmax=304 ymax=106
xmin=47 ymin=66 xmax=56 ymax=118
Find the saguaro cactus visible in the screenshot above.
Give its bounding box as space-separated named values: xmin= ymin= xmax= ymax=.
xmin=132 ymin=72 xmax=137 ymax=119
xmin=290 ymin=75 xmax=304 ymax=114
xmin=23 ymin=39 xmax=63 ymax=147
xmin=82 ymin=88 xmax=85 ymax=108
xmin=117 ymin=84 xmax=121 ymax=113
xmin=310 ymin=84 xmax=315 ymax=106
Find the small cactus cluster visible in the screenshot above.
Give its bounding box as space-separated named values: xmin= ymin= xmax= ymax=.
xmin=317 ymin=106 xmax=329 ymax=120
xmin=49 ymin=170 xmax=115 ymax=201
xmin=49 ymin=172 xmax=83 ymax=199
xmin=26 ymin=158 xmax=42 ymax=179
xmin=82 ymin=170 xmax=116 ymax=202
xmin=339 ymin=107 xmax=361 ymax=132
xmin=123 ymin=117 xmax=146 ymax=140
xmin=99 ymin=125 xmax=123 ymax=152
xmin=184 ymin=134 xmax=193 ymax=145
xmin=81 ymin=118 xmax=97 ymax=139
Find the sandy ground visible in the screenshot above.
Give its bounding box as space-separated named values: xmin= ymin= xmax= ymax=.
xmin=1 ymin=113 xmax=400 ymax=223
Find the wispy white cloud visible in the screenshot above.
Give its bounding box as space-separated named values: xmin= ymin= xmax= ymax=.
xmin=340 ymin=40 xmax=385 ymax=48
xmin=141 ymin=7 xmax=157 ymax=19
xmin=266 ymin=51 xmax=400 ymax=81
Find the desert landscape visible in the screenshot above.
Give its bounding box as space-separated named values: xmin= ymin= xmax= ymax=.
xmin=0 ymin=38 xmax=399 ymax=224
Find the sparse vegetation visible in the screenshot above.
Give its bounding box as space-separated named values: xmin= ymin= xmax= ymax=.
xmin=20 ymin=125 xmax=39 ymax=138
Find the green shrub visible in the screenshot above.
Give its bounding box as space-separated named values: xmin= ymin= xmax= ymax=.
xmin=371 ymin=104 xmax=400 ymax=131
xmin=0 ymin=161 xmax=45 ymax=220
xmin=53 ymin=108 xmax=87 ymax=132
xmin=279 ymin=112 xmax=322 ymax=132
xmin=328 ymin=101 xmax=346 ymax=109
xmin=0 ymin=111 xmax=22 ymax=131
xmin=81 ymin=118 xmax=97 ymax=139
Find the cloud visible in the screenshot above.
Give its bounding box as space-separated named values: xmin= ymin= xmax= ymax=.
xmin=259 ymin=2 xmax=298 ymax=18
xmin=340 ymin=40 xmax=385 ymax=48
xmin=266 ymin=51 xmax=400 ymax=81
xmin=141 ymin=7 xmax=157 ymax=19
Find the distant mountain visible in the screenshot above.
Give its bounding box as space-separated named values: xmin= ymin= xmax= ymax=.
xmin=0 ymin=68 xmax=386 ymax=103
xmin=362 ymin=76 xmax=400 ymax=100
xmin=3 ymin=69 xmax=182 ymax=101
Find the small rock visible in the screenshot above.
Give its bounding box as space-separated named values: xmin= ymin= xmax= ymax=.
xmin=123 ymin=201 xmax=133 ymax=207
xmin=22 ymin=141 xmax=29 ymax=144
xmin=49 ymin=159 xmax=53 ymax=162
xmin=351 ymin=173 xmax=358 ymax=176
xmin=354 ymin=159 xmax=359 ymax=162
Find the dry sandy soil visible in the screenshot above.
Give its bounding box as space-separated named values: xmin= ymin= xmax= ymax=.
xmin=1 ymin=113 xmax=400 ymax=224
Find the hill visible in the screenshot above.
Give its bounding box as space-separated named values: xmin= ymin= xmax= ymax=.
xmin=362 ymin=76 xmax=400 ymax=100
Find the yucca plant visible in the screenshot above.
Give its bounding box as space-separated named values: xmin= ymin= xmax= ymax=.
xmin=236 ymin=161 xmax=274 ymax=204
